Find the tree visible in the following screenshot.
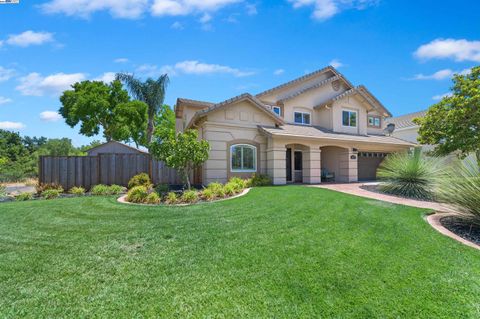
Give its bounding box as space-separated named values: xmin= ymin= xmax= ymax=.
xmin=154 ymin=104 xmax=176 ymax=140
xmin=37 ymin=138 xmax=82 ymax=156
xmin=414 ymin=66 xmax=480 ymax=160
xmin=150 ymin=129 xmax=210 ymax=189
xmin=115 ymin=73 xmax=169 ymax=144
xmin=59 ymin=80 xmax=148 ymax=146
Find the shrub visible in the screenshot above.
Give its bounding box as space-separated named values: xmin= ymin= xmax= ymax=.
xmin=436 ymin=157 xmax=480 ymax=223
xmin=36 ymin=183 xmax=63 ymax=194
xmin=223 ymin=183 xmax=236 ymax=196
xmin=128 ymin=173 xmax=152 ymax=189
xmin=90 ymin=184 xmax=110 ymax=196
xmin=228 ymin=177 xmax=247 ymax=192
xmin=201 ymin=188 xmax=215 ymax=201
xmin=108 ymin=184 xmax=126 ymax=195
xmin=126 ymin=186 xmax=149 ymax=203
xmin=207 ymin=182 xmax=225 ymax=198
xmin=69 ymin=186 xmax=85 ymax=196
xmin=155 ymin=184 xmax=169 ymax=194
xmin=377 ymin=148 xmax=445 ymax=200
xmin=0 ymin=184 xmax=6 ymax=198
xmin=165 ymin=192 xmax=178 ymax=204
xmin=145 ymin=192 xmax=161 ymax=204
xmin=15 ymin=192 xmax=34 ymax=201
xmin=41 ymin=189 xmax=62 ymax=200
xmin=250 ymin=173 xmax=272 ymax=187
xmin=181 ymin=190 xmax=198 ymax=203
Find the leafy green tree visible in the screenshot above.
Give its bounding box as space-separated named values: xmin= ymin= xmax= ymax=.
xmin=154 ymin=104 xmax=176 ymax=140
xmin=414 ymin=66 xmax=480 ymax=160
xmin=37 ymin=138 xmax=82 ymax=156
xmin=59 ymin=80 xmax=148 ymax=146
xmin=115 ymin=73 xmax=169 ymax=144
xmin=0 ymin=130 xmax=38 ymax=182
xmin=150 ymin=129 xmax=209 ymax=189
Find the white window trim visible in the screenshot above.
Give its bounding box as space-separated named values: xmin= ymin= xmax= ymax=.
xmin=230 ymin=144 xmax=257 ymax=172
xmin=342 ymin=109 xmax=358 ymax=128
xmin=293 ymin=111 xmax=311 ymax=125
xmin=272 ymin=106 xmax=282 ymax=116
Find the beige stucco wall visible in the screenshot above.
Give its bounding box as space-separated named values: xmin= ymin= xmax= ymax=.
xmin=331 ymin=95 xmax=368 ymax=135
xmin=391 ymin=127 xmax=420 ymax=144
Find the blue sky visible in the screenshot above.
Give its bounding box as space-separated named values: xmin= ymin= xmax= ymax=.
xmin=0 ymin=0 xmax=479 ymax=146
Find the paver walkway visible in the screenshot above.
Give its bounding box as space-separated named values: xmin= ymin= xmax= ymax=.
xmin=312 ymin=182 xmax=456 ymax=213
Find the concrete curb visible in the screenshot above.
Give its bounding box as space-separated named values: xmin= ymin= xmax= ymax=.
xmin=426 ymin=213 xmax=480 ymax=251
xmin=117 ymin=188 xmax=251 ymax=207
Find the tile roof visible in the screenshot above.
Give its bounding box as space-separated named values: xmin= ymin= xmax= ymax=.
xmin=278 ymin=74 xmax=342 ymax=103
xmin=259 ymin=124 xmax=415 ymax=146
xmin=386 ymin=110 xmax=427 ymax=129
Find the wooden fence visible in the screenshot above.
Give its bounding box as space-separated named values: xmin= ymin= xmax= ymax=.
xmin=39 ymin=153 xmax=182 ymax=190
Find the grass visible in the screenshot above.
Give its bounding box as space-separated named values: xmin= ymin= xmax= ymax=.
xmin=0 ymin=186 xmax=479 ymax=318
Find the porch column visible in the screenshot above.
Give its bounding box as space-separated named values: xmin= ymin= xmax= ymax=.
xmin=267 ymin=146 xmax=286 ymax=185
xmin=303 ymin=147 xmax=321 ymax=184
xmin=339 ymin=148 xmax=358 ymax=182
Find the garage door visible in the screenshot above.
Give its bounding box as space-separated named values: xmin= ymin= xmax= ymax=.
xmin=358 ymin=152 xmax=388 ymax=181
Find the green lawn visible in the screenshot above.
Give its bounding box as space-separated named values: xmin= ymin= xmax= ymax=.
xmin=1 ymin=186 xmax=479 ymax=318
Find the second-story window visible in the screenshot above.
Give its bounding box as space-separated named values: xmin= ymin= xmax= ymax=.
xmin=342 ymin=110 xmax=357 ymax=127
xmin=368 ymin=115 xmax=381 ymax=128
xmin=272 ymin=106 xmax=282 ymax=116
xmin=294 ymin=112 xmax=311 ymax=125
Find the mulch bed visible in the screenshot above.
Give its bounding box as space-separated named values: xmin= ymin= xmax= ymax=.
xmin=441 ymin=216 xmax=480 ymax=246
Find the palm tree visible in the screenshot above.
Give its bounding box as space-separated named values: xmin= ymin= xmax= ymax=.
xmin=115 ymin=73 xmax=169 ymax=144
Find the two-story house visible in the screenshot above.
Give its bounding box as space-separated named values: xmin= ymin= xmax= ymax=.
xmin=175 ymin=66 xmax=414 ymax=185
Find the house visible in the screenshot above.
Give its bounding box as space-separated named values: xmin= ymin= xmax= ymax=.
xmin=175 ymin=66 xmax=415 ymax=185
xmin=385 ymin=110 xmax=435 ymax=152
xmin=86 ymin=140 xmax=148 ymax=156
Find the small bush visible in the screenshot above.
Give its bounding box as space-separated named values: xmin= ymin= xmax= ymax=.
xmin=181 ymin=190 xmax=198 ymax=203
xmin=145 ymin=192 xmax=161 ymax=204
xmin=377 ymin=148 xmax=445 ymax=200
xmin=128 ymin=173 xmax=152 ymax=189
xmin=69 ymin=186 xmax=85 ymax=196
xmin=250 ymin=173 xmax=272 ymax=187
xmin=0 ymin=184 xmax=6 ymax=198
xmin=223 ymin=183 xmax=236 ymax=196
xmin=164 ymin=192 xmax=178 ymax=204
xmin=36 ymin=183 xmax=63 ymax=194
xmin=126 ymin=186 xmax=149 ymax=203
xmin=41 ymin=189 xmax=62 ymax=200
xmin=155 ymin=184 xmax=169 ymax=194
xmin=208 ymin=182 xmax=225 ymax=198
xmin=90 ymin=184 xmax=110 ymax=196
xmin=15 ymin=192 xmax=34 ymax=201
xmin=201 ymin=188 xmax=215 ymax=201
xmin=108 ymin=184 xmax=126 ymax=195
xmin=228 ymin=177 xmax=247 ymax=192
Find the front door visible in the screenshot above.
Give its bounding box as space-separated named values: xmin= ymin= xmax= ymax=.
xmin=294 ymin=151 xmax=303 ymax=183
xmin=286 ymin=148 xmax=292 ymax=182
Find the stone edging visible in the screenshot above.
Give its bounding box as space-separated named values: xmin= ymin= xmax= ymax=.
xmin=426 ymin=213 xmax=480 ymax=251
xmin=117 ymin=188 xmax=251 ymax=207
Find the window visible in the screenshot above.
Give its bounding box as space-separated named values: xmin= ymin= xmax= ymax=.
xmin=272 ymin=106 xmax=282 ymax=116
xmin=230 ymin=144 xmax=257 ymax=172
xmin=342 ymin=110 xmax=357 ymax=127
xmin=368 ymin=115 xmax=381 ymax=128
xmin=294 ymin=112 xmax=311 ymax=125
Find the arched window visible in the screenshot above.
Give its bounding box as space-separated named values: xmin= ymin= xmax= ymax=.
xmin=230 ymin=144 xmax=257 ymax=172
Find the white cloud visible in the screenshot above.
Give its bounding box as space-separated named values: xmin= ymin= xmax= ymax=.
xmin=93 ymin=72 xmax=116 ymax=83
xmin=246 ymin=3 xmax=257 ymax=15
xmin=0 ymin=96 xmax=13 ymax=105
xmin=199 ymin=13 xmax=212 ymax=23
xmin=40 ymin=0 xmax=149 ymax=19
xmin=151 ymin=0 xmax=241 ymax=16
xmin=138 ymin=60 xmax=255 ymax=77
xmin=6 ymin=30 xmax=54 ymax=47
xmin=16 ymin=72 xmax=87 ymax=96
xmin=288 ymin=0 xmax=378 ymax=21
xmin=171 ymin=21 xmax=184 ymax=29
xmin=0 ymin=66 xmax=15 ymax=82
xmin=273 ymin=69 xmax=285 ymax=75
xmin=329 ymin=58 xmax=343 ymax=68
xmin=412 ymin=68 xmax=471 ymax=80
xmin=40 ymin=111 xmax=62 ymax=122
xmin=0 ymin=121 xmax=25 ymax=130
xmin=114 ymin=58 xmax=129 ymax=63
xmin=432 ymin=93 xmax=452 ymax=101
xmin=414 ymin=38 xmax=480 ymax=63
